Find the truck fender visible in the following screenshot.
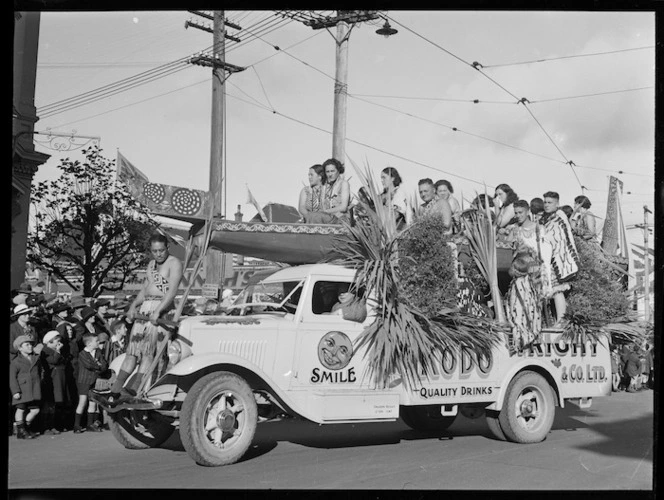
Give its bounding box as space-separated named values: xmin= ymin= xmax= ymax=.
xmin=486 ymin=359 xmax=563 ymax=411
xmin=165 ymin=353 xmax=299 ymax=415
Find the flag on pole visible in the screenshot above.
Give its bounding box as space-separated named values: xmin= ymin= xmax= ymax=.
xmin=601 ymin=176 xmax=629 ymax=258
xmin=246 ymin=185 xmax=268 ymax=223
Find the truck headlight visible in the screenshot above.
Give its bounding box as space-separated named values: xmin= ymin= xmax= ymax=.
xmin=167 ymin=340 xmax=183 ymax=367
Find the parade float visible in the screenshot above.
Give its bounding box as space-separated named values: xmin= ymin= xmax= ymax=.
xmin=91 ymin=162 xmax=632 ymax=467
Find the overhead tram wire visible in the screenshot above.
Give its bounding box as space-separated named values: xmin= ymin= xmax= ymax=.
xmin=529 ymin=86 xmax=654 ymax=104
xmin=251 ymin=35 xmax=651 ymax=181
xmin=39 ymin=12 xmax=281 ymax=113
xmin=384 ymin=14 xmax=589 ymax=190
xmin=482 ymin=45 xmax=656 ymax=69
xmin=351 ymin=93 xmax=514 ymax=104
xmin=226 ymin=91 xmax=498 ymax=187
xmin=47 ymin=30 xmax=322 ymax=131
xmin=39 ymin=15 xmax=293 ymax=120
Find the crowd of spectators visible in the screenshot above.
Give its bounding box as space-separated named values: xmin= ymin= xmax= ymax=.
xmin=9 ymin=284 xmax=132 ymax=438
xmin=611 ymin=343 xmax=654 ymax=393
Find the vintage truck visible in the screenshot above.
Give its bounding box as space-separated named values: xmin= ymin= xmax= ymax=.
xmin=96 ymin=263 xmax=611 ymax=467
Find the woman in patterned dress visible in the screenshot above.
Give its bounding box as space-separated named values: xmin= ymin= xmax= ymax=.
xmin=321 ymin=158 xmax=350 ymax=223
xmin=571 ymin=195 xmax=598 ymax=242
xmin=298 ymin=164 xmax=326 ymax=223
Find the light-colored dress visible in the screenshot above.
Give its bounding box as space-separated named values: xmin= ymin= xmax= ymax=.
xmin=506 ymin=272 xmax=542 ymax=350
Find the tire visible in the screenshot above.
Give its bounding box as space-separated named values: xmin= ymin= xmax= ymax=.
xmin=108 ymin=410 xmax=174 ymax=450
xmin=485 ymin=409 xmax=507 ymax=441
xmin=179 ymin=372 xmax=258 ymax=467
xmin=498 ymin=371 xmax=555 ymax=444
xmin=400 ymin=405 xmax=457 ymax=432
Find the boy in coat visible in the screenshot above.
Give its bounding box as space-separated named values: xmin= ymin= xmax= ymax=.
xmin=74 ymin=332 xmax=108 ymax=433
xmin=10 ymin=335 xmax=42 ymax=439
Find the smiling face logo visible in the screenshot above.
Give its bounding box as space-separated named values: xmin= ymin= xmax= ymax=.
xmin=318 ymin=331 xmax=353 ymax=370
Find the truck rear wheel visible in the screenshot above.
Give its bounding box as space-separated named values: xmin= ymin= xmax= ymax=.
xmin=485 ymin=409 xmax=507 ymax=441
xmin=400 ymin=405 xmax=457 ymax=432
xmin=498 ymin=371 xmax=555 ymax=443
xmin=108 ymin=410 xmax=174 ymax=450
xmin=179 ymin=372 xmax=258 ymax=467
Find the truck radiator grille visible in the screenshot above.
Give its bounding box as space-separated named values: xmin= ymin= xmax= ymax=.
xmin=218 ymin=340 xmax=267 ymax=366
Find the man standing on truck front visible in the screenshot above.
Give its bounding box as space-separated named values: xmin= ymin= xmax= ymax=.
xmin=97 ymin=233 xmax=183 ymax=406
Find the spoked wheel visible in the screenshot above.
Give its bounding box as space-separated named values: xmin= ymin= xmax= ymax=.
xmin=498 ymin=371 xmax=555 ymax=443
xmin=180 ymin=372 xmax=258 ymax=467
xmin=108 ymin=409 xmax=175 ymax=450
xmin=400 ymin=405 xmax=457 ymax=432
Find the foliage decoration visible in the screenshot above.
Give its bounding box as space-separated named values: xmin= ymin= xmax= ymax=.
xmin=326 ymin=160 xmax=506 ymax=390
xmin=28 ymin=146 xmax=159 ymax=297
xmin=397 ymin=214 xmax=458 ymax=317
xmin=563 ymin=236 xmax=639 ymax=344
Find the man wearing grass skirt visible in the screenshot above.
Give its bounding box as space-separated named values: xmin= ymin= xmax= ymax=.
xmin=97 ymin=233 xmax=182 ymax=406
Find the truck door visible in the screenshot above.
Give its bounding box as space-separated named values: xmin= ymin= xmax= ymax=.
xmin=290 ymin=278 xmax=372 ymax=390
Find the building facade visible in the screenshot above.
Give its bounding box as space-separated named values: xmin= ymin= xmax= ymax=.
xmin=12 ymin=12 xmax=50 ymax=289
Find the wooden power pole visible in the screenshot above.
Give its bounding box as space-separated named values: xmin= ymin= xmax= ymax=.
xmin=643 ymin=205 xmax=651 ymax=322
xmin=280 ymin=11 xmax=386 ymax=165
xmin=186 ymin=11 xmax=244 ymax=290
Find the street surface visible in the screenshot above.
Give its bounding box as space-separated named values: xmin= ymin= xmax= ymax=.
xmin=8 ymin=388 xmax=653 ymax=490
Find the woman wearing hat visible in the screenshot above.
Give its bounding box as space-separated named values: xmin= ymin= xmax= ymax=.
xmin=74 ymin=306 xmax=103 ymax=351
xmin=10 ymin=335 xmax=42 ymax=439
xmin=10 ymin=304 xmax=40 ymax=361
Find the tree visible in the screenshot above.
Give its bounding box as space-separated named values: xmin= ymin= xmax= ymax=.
xmin=27 ymin=146 xmax=159 ymax=297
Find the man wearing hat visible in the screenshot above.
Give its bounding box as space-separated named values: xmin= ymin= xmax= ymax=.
xmin=10 ymin=304 xmax=41 ymax=360
xmin=11 ymin=282 xmax=33 ymax=307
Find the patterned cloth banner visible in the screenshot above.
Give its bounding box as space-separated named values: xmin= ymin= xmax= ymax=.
xmin=601 ymin=176 xmax=629 ymax=258
xmin=116 ymin=151 xmax=210 ymax=222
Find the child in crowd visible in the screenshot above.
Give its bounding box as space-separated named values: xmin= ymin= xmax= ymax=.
xmin=40 ymin=331 xmax=67 ymax=434
xmin=74 ymin=332 xmax=108 ymax=433
xmin=108 ymin=319 xmax=128 ymax=363
xmin=10 ymin=335 xmax=42 ymax=439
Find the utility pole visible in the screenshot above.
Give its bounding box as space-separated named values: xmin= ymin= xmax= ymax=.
xmin=643 ymin=205 xmax=651 ymax=322
xmin=279 ymin=11 xmax=392 ymax=165
xmin=186 ymin=11 xmax=244 ymax=290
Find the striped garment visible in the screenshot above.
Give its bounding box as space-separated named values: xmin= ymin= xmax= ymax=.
xmin=542 ymin=210 xmax=579 ymax=293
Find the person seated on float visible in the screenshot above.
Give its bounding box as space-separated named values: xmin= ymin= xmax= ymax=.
xmin=320 ymin=158 xmax=350 ymax=223
xmin=417 ymin=178 xmax=452 ymax=235
xmin=570 ymin=195 xmax=598 ymax=242
xmin=530 ymin=197 xmax=544 ymax=223
xmin=494 ymin=184 xmax=519 ymax=243
xmin=434 ymin=179 xmax=461 ymax=232
xmin=380 ymin=166 xmax=409 ymax=229
xmin=560 ymin=205 xmax=574 ymax=220
xmin=328 ymin=284 xmax=367 ymax=323
xmin=460 ymin=194 xmax=495 ymax=230
xmin=298 ymin=164 xmax=326 ymax=224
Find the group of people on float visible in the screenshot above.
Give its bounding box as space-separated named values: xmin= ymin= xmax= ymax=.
xmin=9 ymin=285 xmax=132 ymax=439
xmin=298 ymin=161 xmax=601 ymax=350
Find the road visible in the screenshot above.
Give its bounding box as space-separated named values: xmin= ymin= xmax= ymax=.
xmin=8 ymin=388 xmax=653 ymax=491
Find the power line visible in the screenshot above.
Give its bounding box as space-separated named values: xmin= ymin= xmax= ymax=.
xmin=260 ymin=39 xmax=652 ymax=181
xmin=38 ymin=14 xmax=293 ymax=120
xmin=529 ymin=86 xmax=654 ymax=104
xmin=483 ymin=45 xmax=656 ymax=69
xmin=44 ymin=30 xmax=321 ymax=130
xmin=351 ymin=93 xmax=514 ymax=104
xmin=226 ymin=91 xmax=492 ymax=186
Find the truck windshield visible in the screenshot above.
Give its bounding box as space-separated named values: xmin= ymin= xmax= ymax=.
xmin=229 ymin=279 xmax=304 ymax=314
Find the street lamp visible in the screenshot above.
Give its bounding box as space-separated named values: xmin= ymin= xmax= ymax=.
xmin=376 ymin=20 xmax=397 ymax=38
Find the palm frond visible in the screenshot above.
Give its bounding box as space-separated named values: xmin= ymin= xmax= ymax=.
xmin=327 ymin=158 xmax=505 ymax=389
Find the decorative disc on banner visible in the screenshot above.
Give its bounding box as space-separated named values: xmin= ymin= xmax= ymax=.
xmin=171 ymin=188 xmax=202 ymax=216
xmin=143 ymin=183 xmax=166 ymax=204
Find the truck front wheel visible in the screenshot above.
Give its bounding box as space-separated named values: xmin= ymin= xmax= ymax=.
xmin=498 ymin=371 xmax=555 ymax=443
xmin=179 ymin=372 xmax=258 ymax=466
xmin=108 ymin=410 xmax=174 ymax=449
xmin=400 ymin=405 xmax=457 ymax=432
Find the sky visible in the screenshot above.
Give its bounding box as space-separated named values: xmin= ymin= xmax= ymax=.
xmin=30 ymin=10 xmax=656 ymax=247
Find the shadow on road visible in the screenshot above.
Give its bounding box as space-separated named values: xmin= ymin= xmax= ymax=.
xmin=572 ymin=413 xmax=654 ymax=461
